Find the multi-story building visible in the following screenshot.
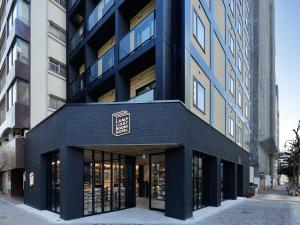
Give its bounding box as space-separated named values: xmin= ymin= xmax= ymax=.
xmin=0 ymin=0 xmax=66 ymax=197
xmin=24 ymin=0 xmax=250 ymax=220
xmin=250 ymin=0 xmax=279 ymax=188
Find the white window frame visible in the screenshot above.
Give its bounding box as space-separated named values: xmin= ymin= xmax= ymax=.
xmin=229 ymin=0 xmax=234 ymax=15
xmin=229 ymin=76 xmax=234 ymax=95
xmin=238 ymin=90 xmax=242 ymax=107
xmin=229 ymin=117 xmax=234 ymax=137
xmin=229 ymin=33 xmax=234 ymax=56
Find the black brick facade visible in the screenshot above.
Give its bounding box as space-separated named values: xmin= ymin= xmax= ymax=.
xmin=24 ymin=101 xmax=249 ymax=220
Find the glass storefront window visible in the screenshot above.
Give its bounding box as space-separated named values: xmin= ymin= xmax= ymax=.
xmin=150 ymin=154 xmax=165 ymax=210
xmin=193 ymin=152 xmax=205 ymax=210
xmin=84 ymin=151 xmax=93 ymax=215
xmin=84 ymin=150 xmax=128 ymax=216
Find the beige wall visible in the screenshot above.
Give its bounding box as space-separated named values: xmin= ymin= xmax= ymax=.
xmin=213 ymin=34 xmax=225 ymax=89
xmin=214 ymin=88 xmax=225 ymax=134
xmin=98 ymin=36 xmax=115 ymax=58
xmin=98 ymin=89 xmax=116 ymax=102
xmin=190 ymin=58 xmax=210 ymax=124
xmin=191 ymin=0 xmax=211 ymax=67
xmin=130 ymin=0 xmax=155 ymax=28
xmin=130 ymin=66 xmax=155 ymax=98
xmin=31 ymin=0 xmax=66 ymax=128
xmin=214 ymin=0 xmax=225 ymax=40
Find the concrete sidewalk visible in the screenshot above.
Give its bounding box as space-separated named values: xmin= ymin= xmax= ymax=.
xmin=17 ymin=198 xmax=246 ymax=225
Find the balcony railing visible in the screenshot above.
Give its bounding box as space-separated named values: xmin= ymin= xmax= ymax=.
xmin=87 ymin=0 xmax=114 ymax=32
xmin=128 ymin=89 xmax=154 ymax=103
xmin=69 ymin=24 xmax=84 ymax=52
xmin=69 ymin=0 xmax=77 ymax=10
xmin=119 ymin=12 xmax=155 ymax=60
xmin=69 ymin=47 xmax=114 ymax=96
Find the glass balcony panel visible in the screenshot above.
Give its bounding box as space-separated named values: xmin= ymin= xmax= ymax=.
xmin=69 ymin=47 xmax=114 ymax=97
xmin=128 ymin=89 xmax=154 ymax=103
xmin=69 ymin=24 xmax=84 ymax=51
xmin=119 ymin=12 xmax=155 ymax=60
xmin=69 ymin=0 xmax=77 ymax=10
xmin=88 ymin=47 xmax=114 ymax=85
xmin=87 ymin=0 xmax=114 ymax=32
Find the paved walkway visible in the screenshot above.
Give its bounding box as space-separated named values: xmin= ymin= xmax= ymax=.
xmin=199 ymin=185 xmax=300 ymax=225
xmin=0 ymin=186 xmax=299 ymax=225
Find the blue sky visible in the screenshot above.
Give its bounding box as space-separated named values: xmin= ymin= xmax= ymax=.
xmin=275 ymin=0 xmax=300 ymax=150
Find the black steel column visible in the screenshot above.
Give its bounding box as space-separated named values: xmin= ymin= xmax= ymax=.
xmin=125 ymin=156 xmax=136 ymax=208
xmin=165 ymin=147 xmax=193 ymax=220
xmin=60 ymin=147 xmax=84 ymax=220
xmin=237 ymin=164 xmax=244 ymax=197
xmin=155 ymin=0 xmax=172 ymax=100
xmin=207 ymin=157 xmax=221 ymax=207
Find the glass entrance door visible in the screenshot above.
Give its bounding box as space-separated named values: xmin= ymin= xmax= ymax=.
xmin=149 ymin=154 xmax=165 ymax=211
xmin=46 ymin=152 xmax=60 ymax=213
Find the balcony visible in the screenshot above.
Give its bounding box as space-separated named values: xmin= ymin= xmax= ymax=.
xmin=69 ymin=0 xmax=77 ymax=10
xmin=128 ymin=89 xmax=154 ymax=103
xmin=87 ymin=0 xmax=114 ymax=32
xmin=119 ymin=12 xmax=155 ymax=60
xmin=69 ymin=47 xmax=114 ymax=96
xmin=69 ymin=24 xmax=84 ymax=52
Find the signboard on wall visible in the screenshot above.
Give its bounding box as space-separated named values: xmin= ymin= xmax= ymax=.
xmin=29 ymin=172 xmax=34 ymax=187
xmin=112 ymin=110 xmax=131 ymax=136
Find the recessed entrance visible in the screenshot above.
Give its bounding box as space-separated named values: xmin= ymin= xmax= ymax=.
xmin=136 ymin=153 xmax=166 ymax=211
xmin=46 ymin=152 xmax=60 ymax=213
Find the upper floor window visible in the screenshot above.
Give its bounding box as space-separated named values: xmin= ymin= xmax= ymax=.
xmin=136 ymin=81 xmax=156 ymax=97
xmin=49 ymin=95 xmax=65 ymax=110
xmin=193 ymin=78 xmax=205 ymax=113
xmin=238 ymin=90 xmax=242 ymax=107
xmin=245 ymin=72 xmax=250 ymax=89
xmin=0 ymin=97 xmax=5 ymax=125
xmin=49 ymin=57 xmax=66 ymax=77
xmin=7 ymin=79 xmax=29 ymax=110
xmin=229 ymin=33 xmax=234 ymax=56
xmin=49 ymin=21 xmax=66 ymax=42
xmin=238 ymin=54 xmax=242 ymax=72
xmin=245 ymin=103 xmax=249 ymax=118
xmin=229 ymin=76 xmax=234 ymax=95
xmin=7 ymin=38 xmax=29 ymax=72
xmin=237 ymin=125 xmax=242 ymax=144
xmin=229 ymin=0 xmax=234 ymax=15
xmin=229 ymin=117 xmax=234 ymax=137
xmin=193 ymin=9 xmax=205 ymax=51
xmin=237 ymin=17 xmax=242 ymax=37
xmin=53 ymin=0 xmax=66 ymax=8
xmin=7 ymin=0 xmax=29 ymax=34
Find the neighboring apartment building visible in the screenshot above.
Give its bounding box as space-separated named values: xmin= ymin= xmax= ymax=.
xmin=250 ymin=0 xmax=279 ymax=188
xmin=24 ymin=0 xmax=250 ymax=220
xmin=0 ymin=0 xmax=66 ymax=197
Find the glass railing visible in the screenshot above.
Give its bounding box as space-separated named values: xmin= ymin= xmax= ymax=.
xmin=69 ymin=0 xmax=77 ymax=10
xmin=119 ymin=12 xmax=155 ymax=60
xmin=128 ymin=89 xmax=154 ymax=103
xmin=88 ymin=47 xmax=114 ymax=83
xmin=87 ymin=0 xmax=114 ymax=32
xmin=69 ymin=47 xmax=114 ymax=96
xmin=69 ymin=24 xmax=84 ymax=52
